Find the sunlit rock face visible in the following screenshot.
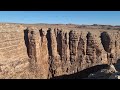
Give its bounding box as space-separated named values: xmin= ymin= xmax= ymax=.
xmin=0 ymin=23 xmax=120 ymax=79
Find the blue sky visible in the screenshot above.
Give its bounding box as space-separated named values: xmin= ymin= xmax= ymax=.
xmin=0 ymin=11 xmax=120 ymax=25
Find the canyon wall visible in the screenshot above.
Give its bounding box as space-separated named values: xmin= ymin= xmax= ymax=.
xmin=0 ymin=24 xmax=120 ymax=79
xmin=0 ymin=24 xmax=29 ymax=78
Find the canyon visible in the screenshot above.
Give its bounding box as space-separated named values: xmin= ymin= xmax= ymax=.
xmin=0 ymin=23 xmax=120 ymax=79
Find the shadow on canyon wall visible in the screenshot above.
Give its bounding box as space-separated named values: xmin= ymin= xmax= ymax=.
xmin=51 ymin=64 xmax=109 ymax=79
xmin=24 ymin=29 xmax=29 ymax=56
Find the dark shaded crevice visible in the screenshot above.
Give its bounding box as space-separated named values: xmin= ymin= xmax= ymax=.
xmin=39 ymin=29 xmax=44 ymax=43
xmin=56 ymin=30 xmax=62 ymax=57
xmin=69 ymin=30 xmax=72 ymax=50
xmin=86 ymin=32 xmax=94 ymax=48
xmin=69 ymin=30 xmax=76 ymax=64
xmin=86 ymin=32 xmax=91 ymax=39
xmin=115 ymin=41 xmax=117 ymax=47
xmin=114 ymin=59 xmax=120 ymax=72
xmin=62 ymin=32 xmax=68 ymax=62
xmin=24 ymin=29 xmax=29 ymax=56
xmin=86 ymin=32 xmax=91 ymax=55
xmin=51 ymin=64 xmax=109 ymax=79
xmin=39 ymin=29 xmax=43 ymax=37
xmin=65 ymin=33 xmax=67 ymax=44
xmin=100 ymin=32 xmax=110 ymax=52
xmin=46 ymin=29 xmax=52 ymax=56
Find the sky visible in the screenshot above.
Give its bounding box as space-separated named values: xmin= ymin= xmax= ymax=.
xmin=0 ymin=11 xmax=120 ymax=25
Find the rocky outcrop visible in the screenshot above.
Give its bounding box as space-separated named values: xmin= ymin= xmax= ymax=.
xmin=88 ymin=64 xmax=117 ymax=79
xmin=109 ymin=72 xmax=120 ymax=79
xmin=0 ymin=24 xmax=120 ymax=79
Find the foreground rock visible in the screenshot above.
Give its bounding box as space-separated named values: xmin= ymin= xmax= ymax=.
xmin=109 ymin=72 xmax=120 ymax=79
xmin=109 ymin=61 xmax=120 ymax=79
xmin=88 ymin=64 xmax=117 ymax=79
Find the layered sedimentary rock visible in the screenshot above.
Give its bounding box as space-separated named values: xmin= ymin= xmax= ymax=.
xmin=0 ymin=24 xmax=29 ymax=78
xmin=0 ymin=24 xmax=120 ymax=79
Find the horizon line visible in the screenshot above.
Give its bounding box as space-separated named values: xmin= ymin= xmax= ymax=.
xmin=0 ymin=22 xmax=119 ymax=26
